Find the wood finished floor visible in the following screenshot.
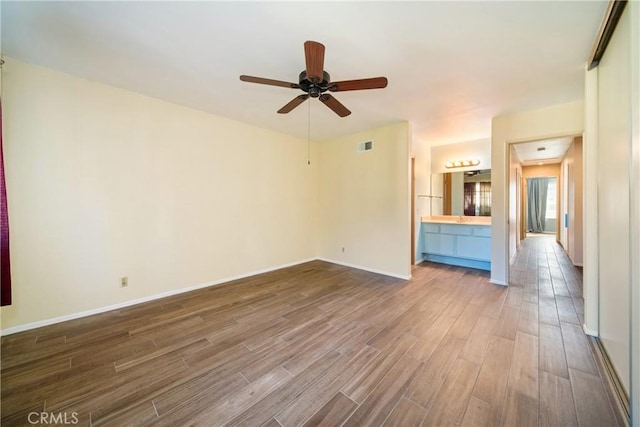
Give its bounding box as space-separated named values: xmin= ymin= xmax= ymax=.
xmin=1 ymin=236 xmax=621 ymax=426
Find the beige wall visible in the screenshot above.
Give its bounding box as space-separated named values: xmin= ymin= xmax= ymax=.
xmin=522 ymin=164 xmax=561 ymax=178
xmin=412 ymin=135 xmax=431 ymax=263
xmin=317 ymin=122 xmax=411 ymax=279
xmin=491 ymin=101 xmax=583 ymax=285
xmin=431 ymin=138 xmax=491 ymax=174
xmin=509 ymin=146 xmax=523 ymax=258
xmin=1 ymin=58 xmax=413 ymax=332
xmin=562 ymin=137 xmax=583 ymax=265
xmin=430 ymin=173 xmax=444 ymax=216
xmin=1 ymin=58 xmax=320 ymax=332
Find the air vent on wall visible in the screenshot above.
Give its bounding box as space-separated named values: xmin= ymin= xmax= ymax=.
xmin=357 ymin=140 xmax=373 ymax=152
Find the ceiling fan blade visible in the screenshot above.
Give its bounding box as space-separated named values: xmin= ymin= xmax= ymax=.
xmin=304 ymin=41 xmax=325 ymax=83
xmin=319 ymin=94 xmax=351 ymax=117
xmin=240 ymin=75 xmax=300 ymax=89
xmin=329 ymin=77 xmax=388 ymax=92
xmin=277 ymin=95 xmax=310 ymax=114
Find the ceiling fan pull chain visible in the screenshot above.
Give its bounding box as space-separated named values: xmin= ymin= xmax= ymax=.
xmin=307 ymin=100 xmax=311 ymax=165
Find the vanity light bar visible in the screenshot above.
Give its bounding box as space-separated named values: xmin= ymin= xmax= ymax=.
xmin=445 ymin=159 xmax=481 ymax=169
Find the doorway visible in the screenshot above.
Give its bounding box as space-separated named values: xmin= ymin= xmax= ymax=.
xmin=508 ymin=136 xmax=582 ymax=265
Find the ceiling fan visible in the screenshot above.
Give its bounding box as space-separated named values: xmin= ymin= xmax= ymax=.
xmin=239 ymin=41 xmax=388 ymax=117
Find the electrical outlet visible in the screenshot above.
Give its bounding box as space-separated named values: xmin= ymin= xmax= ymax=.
xmin=120 ymin=276 xmax=128 ymax=287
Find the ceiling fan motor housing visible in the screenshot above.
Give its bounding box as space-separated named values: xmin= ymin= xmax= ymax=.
xmin=298 ymin=70 xmax=331 ymax=97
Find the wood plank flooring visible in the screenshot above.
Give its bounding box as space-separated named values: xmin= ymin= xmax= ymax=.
xmin=1 ymin=236 xmax=621 ymax=426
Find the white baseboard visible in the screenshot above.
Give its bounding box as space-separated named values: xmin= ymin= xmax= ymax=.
xmin=1 ymin=257 xmax=317 ymax=336
xmin=316 ymin=258 xmax=411 ymax=280
xmin=583 ymin=324 xmax=599 ymax=337
xmin=414 ymin=257 xmax=425 ymax=265
xmin=490 ymin=278 xmax=507 ymax=286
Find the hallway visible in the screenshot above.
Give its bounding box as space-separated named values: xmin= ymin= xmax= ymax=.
xmin=509 ymin=234 xmax=622 ymax=426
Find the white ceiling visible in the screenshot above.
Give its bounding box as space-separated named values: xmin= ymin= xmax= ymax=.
xmin=512 ymin=136 xmax=574 ymax=165
xmin=1 ymin=1 xmax=607 ymax=145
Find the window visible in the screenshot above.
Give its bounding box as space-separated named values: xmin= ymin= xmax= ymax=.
xmin=545 ymin=178 xmax=557 ymax=219
xmin=463 ymin=182 xmax=491 ymax=216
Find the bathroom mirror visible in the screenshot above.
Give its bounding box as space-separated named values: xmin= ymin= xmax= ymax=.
xmin=430 ymin=169 xmax=491 ymax=216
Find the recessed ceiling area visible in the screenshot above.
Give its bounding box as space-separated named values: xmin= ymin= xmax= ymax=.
xmin=1 ymin=1 xmax=607 ymax=144
xmin=512 ymin=137 xmax=574 ymax=166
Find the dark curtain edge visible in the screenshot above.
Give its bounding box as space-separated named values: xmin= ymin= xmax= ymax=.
xmin=1 ymin=98 xmax=11 ymax=306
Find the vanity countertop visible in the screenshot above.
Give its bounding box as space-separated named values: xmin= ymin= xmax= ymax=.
xmin=421 ymin=215 xmax=492 ymax=226
xmin=421 ymin=216 xmax=491 ymax=271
